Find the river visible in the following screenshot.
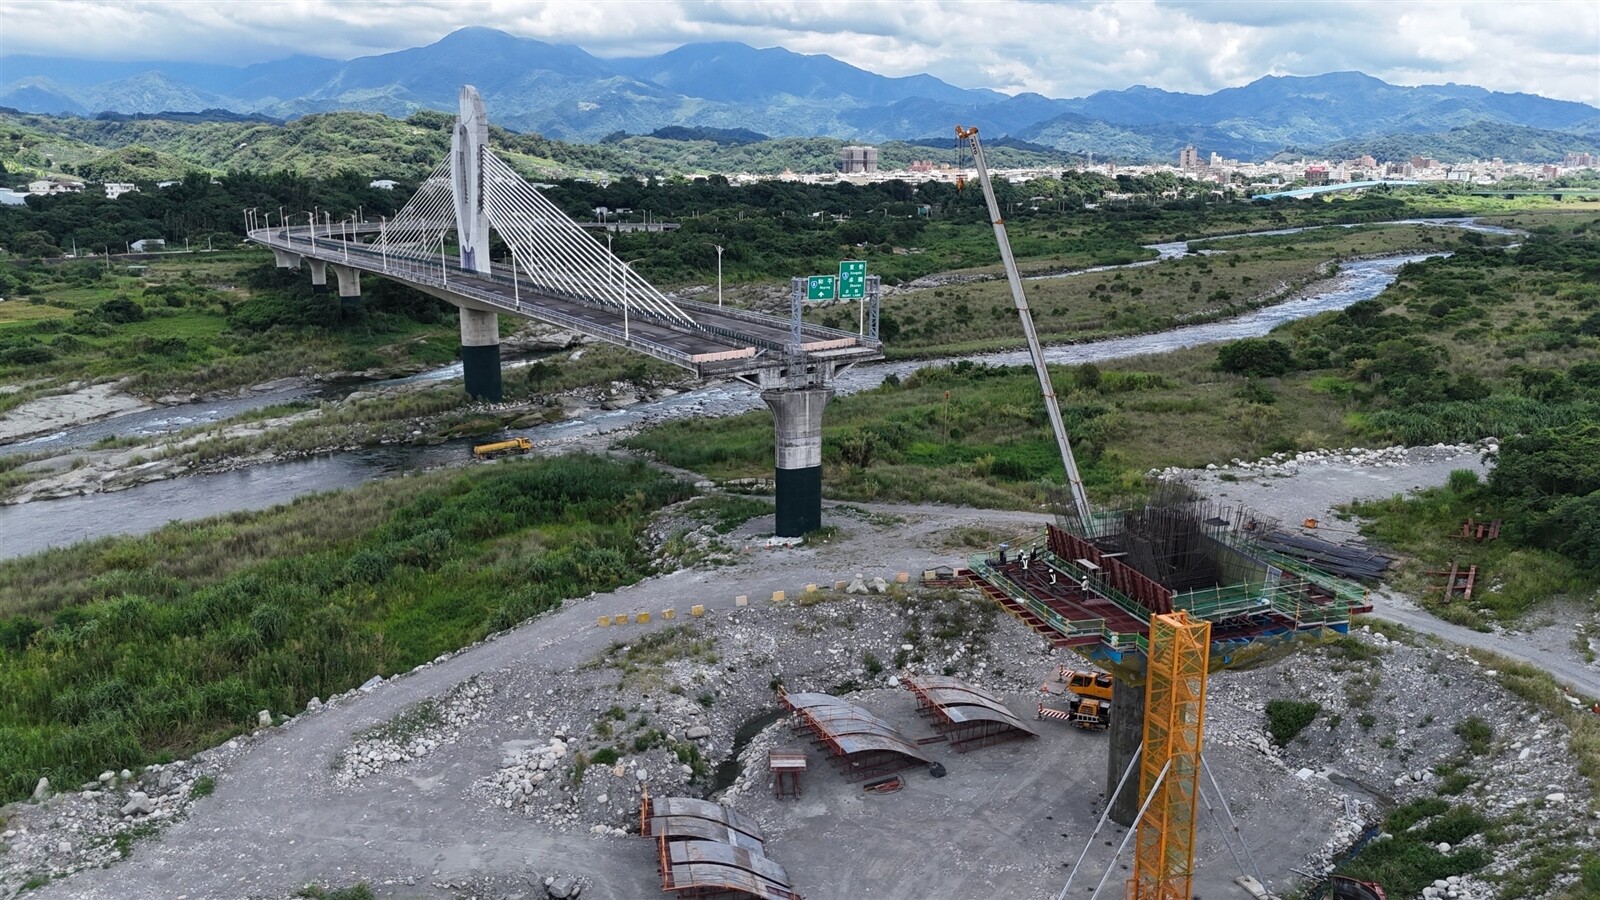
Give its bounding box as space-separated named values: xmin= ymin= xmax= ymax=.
xmin=0 ymin=219 xmax=1516 ymax=559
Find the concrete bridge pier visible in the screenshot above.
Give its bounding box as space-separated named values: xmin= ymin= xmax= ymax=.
xmin=271 ymin=248 xmax=301 ymax=269
xmin=460 ymin=307 xmax=502 ymax=402
xmin=330 ymin=264 xmax=362 ymax=319
xmin=762 ymin=386 xmax=832 ymax=537
xmin=1106 ymin=675 xmax=1147 ymax=826
xmin=307 ymin=258 xmax=328 ymax=293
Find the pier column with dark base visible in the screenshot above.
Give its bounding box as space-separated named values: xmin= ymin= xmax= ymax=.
xmin=1107 ymin=675 xmax=1147 ymax=826
xmin=307 ymin=258 xmax=328 ymax=293
xmin=762 ymin=386 xmax=832 ymax=537
xmin=460 ymin=307 xmax=502 ymax=402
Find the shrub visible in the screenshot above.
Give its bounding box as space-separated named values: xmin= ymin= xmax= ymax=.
xmin=589 ymin=747 xmax=619 ymax=766
xmin=94 ymin=295 xmax=146 ymax=324
xmin=190 ymin=775 xmax=215 ymax=798
xmin=1217 ymin=338 xmax=1293 ymax=377
xmin=1454 ymin=716 xmax=1493 ymax=755
xmin=1265 ymin=699 xmax=1320 ymax=744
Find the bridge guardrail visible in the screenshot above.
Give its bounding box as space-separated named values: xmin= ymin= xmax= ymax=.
xmin=252 ymin=228 xmax=703 ymax=370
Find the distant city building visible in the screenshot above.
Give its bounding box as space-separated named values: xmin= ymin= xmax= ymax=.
xmin=1565 ymin=151 xmax=1597 ymax=168
xmin=1409 ymin=155 xmax=1439 ymax=170
xmin=838 ymin=145 xmax=879 ymax=174
xmin=1209 ymin=151 xmax=1223 ymax=168
xmin=1542 ymin=165 xmax=1560 ymax=179
xmin=1178 ymin=145 xmax=1200 ymax=168
xmin=909 ymin=159 xmax=935 ymax=173
xmin=1304 ymin=165 xmax=1329 ymax=186
xmin=104 ymin=183 xmax=138 ymax=200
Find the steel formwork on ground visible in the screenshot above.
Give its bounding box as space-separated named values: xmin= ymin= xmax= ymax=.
xmin=901 ymin=674 xmax=1040 ymax=752
xmin=640 ymin=791 xmax=802 ymax=900
xmin=778 ymin=690 xmax=930 ymax=782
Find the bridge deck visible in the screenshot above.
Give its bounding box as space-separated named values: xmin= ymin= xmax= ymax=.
xmin=249 ymin=226 xmax=882 ymax=380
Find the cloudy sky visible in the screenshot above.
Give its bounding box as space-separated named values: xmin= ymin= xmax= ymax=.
xmin=3 ymin=0 xmax=1598 ymax=104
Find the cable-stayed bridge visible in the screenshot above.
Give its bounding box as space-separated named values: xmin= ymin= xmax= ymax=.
xmin=246 ymin=86 xmax=883 ymax=535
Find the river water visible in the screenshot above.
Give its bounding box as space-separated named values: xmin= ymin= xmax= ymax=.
xmin=0 ymin=219 xmax=1516 ymax=559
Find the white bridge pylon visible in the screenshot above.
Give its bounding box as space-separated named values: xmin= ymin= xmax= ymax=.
xmin=374 ymin=85 xmax=694 ymax=327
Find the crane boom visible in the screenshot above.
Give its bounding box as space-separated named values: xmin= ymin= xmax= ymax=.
xmin=956 ymin=125 xmax=1093 ymax=530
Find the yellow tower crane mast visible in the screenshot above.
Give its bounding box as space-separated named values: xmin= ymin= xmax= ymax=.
xmin=1131 ymin=611 xmax=1212 ymax=900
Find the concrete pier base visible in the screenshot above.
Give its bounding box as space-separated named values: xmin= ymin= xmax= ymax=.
xmin=271 ymin=248 xmax=301 ymax=269
xmin=761 ymin=386 xmax=831 ymax=538
xmin=308 ymin=258 xmax=328 ymax=293
xmin=331 ymin=263 xmax=361 ymax=318
xmin=460 ymin=307 xmax=502 ymax=402
xmin=1107 ymin=675 xmax=1147 ymax=826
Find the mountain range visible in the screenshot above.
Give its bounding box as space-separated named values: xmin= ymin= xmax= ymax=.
xmin=3 ymin=27 xmax=1598 ymax=162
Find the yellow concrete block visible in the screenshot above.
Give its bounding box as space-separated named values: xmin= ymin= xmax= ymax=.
xmin=771 ymin=590 xmax=786 ymax=602
xmin=835 ymin=580 xmax=848 ymax=591
xmin=735 ymin=595 xmax=749 ymax=607
xmin=691 ymin=604 xmax=706 ymax=617
xmin=662 ymin=608 xmax=676 ymax=620
xmin=598 ymin=615 xmax=612 ymax=627
xmin=896 ymin=572 xmax=910 ymax=584
xmin=805 ymin=583 xmax=818 ymax=593
xmin=636 ymin=611 xmax=651 ymax=624
xmin=614 ymin=614 xmax=627 ymax=624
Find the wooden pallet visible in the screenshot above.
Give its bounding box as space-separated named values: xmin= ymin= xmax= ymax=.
xmin=1427 ymin=562 xmax=1478 ymax=603
xmin=1456 ymin=517 xmax=1502 ymax=543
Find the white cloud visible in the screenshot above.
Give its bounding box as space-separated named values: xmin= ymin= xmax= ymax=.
xmin=0 ymin=0 xmax=1595 ymax=104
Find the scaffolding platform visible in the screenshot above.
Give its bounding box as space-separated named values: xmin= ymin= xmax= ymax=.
xmin=967 ymin=492 xmax=1372 ymax=677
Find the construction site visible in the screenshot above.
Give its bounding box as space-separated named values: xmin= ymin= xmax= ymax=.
xmin=5 ymin=122 xmax=1595 ymax=900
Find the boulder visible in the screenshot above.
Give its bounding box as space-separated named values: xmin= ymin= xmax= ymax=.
xmin=547 ymin=875 xmax=577 ymax=899
xmin=306 ymin=697 xmax=323 ymax=712
xmin=121 ymin=791 xmax=155 ymax=817
xmin=686 ymin=726 xmax=712 ymax=740
xmin=257 ymin=709 xmax=272 ymax=727
xmin=30 ymin=777 xmax=49 ymax=801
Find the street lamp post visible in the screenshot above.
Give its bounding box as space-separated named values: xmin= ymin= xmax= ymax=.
xmin=380 ymin=216 xmax=387 ymax=270
xmin=715 ymin=244 xmax=724 ymax=307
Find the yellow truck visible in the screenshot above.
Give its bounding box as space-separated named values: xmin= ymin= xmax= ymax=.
xmin=472 ymin=437 xmax=532 ymax=459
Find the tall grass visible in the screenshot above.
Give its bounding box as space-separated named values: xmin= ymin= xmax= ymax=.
xmin=0 ymin=454 xmax=690 ymax=802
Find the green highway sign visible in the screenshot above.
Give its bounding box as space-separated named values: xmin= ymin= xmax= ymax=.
xmin=838 ymin=260 xmax=866 ymax=300
xmin=806 ymin=275 xmax=837 ymax=302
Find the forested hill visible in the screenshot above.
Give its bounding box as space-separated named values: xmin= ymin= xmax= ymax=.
xmin=0 ymin=108 xmax=1075 ymax=184
xmin=1294 ymin=121 xmax=1600 ymax=165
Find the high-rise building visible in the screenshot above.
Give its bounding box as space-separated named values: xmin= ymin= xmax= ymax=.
xmin=838 ymin=146 xmax=879 ymax=174
xmin=1178 ymin=145 xmax=1199 ymax=168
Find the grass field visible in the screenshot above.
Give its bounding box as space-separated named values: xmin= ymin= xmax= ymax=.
xmin=0 ymin=253 xmax=462 ymax=397
xmin=0 ymin=454 xmax=693 ymax=803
